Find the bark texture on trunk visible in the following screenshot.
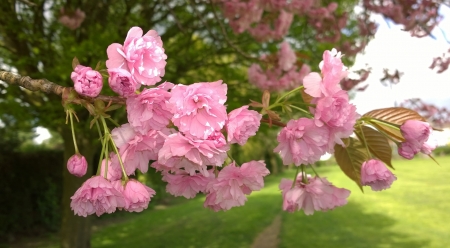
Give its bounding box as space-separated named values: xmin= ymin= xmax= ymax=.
xmin=60 ymin=126 xmax=95 ymax=248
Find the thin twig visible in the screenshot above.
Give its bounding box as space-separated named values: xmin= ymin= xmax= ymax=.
xmin=208 ymin=0 xmax=256 ymax=60
xmin=0 ymin=70 xmax=126 ymax=104
xmin=261 ymin=118 xmax=286 ymax=127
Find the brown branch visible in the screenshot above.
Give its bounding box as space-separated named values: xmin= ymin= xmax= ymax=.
xmin=261 ymin=118 xmax=286 ymax=127
xmin=0 ymin=70 xmax=126 ymax=104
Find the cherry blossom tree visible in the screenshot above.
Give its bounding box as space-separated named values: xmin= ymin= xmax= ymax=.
xmin=0 ymin=0 xmax=448 ymax=247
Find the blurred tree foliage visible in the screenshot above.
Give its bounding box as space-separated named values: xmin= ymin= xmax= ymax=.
xmin=0 ymin=0 xmax=367 ymax=246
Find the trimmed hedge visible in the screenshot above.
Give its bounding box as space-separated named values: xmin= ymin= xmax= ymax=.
xmin=0 ymin=150 xmax=63 ymax=241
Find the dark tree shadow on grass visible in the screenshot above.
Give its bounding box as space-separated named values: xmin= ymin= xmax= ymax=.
xmin=280 ymin=202 xmax=430 ymax=248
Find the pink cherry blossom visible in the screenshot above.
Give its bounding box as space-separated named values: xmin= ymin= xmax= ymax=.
xmin=162 ymin=170 xmax=214 ymax=199
xmin=107 ymin=68 xmax=140 ymax=97
xmin=157 ymin=132 xmax=229 ymax=176
xmin=70 ymin=176 xmax=126 ymax=217
xmin=361 ymin=159 xmax=397 ymax=191
xmin=71 ymin=65 xmax=103 ymax=97
xmin=401 ymin=120 xmax=431 ymax=145
xmin=111 ymin=124 xmax=169 ymax=175
xmin=67 ymin=154 xmax=88 ymax=177
xmin=279 ymin=175 xmax=350 ymax=215
xmin=303 ymin=49 xmax=347 ymax=98
xmin=117 ymin=179 xmax=156 ymax=212
xmin=239 ymin=160 xmax=270 ymax=191
xmin=278 ymin=41 xmax=297 ymax=71
xmin=204 ymin=161 xmax=270 ymax=211
xmin=274 ymin=118 xmax=329 ymax=165
xmin=169 ymin=81 xmax=228 ymax=139
xmin=99 ymin=157 xmax=122 ymax=181
xmin=126 ymin=84 xmax=173 ymax=134
xmin=311 ymin=90 xmax=358 ymax=148
xmin=398 ymin=120 xmax=433 ymax=159
xmin=226 ymin=105 xmax=262 ymax=145
xmin=106 ymin=27 xmax=167 ymax=85
xmin=58 ymin=8 xmax=85 ymax=30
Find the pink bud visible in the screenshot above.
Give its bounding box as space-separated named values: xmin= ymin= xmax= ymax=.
xmin=67 ymin=154 xmax=88 ymax=177
xmin=400 ymin=120 xmax=431 ymax=145
xmin=361 ymin=159 xmax=396 ymax=191
xmin=107 ymin=68 xmax=140 ymax=97
xmin=71 ymin=65 xmax=103 ymax=97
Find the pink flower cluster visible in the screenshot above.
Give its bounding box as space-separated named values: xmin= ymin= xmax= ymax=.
xmin=215 ymin=0 xmax=348 ymax=43
xmin=363 ymin=0 xmax=441 ymax=38
xmin=106 ymin=26 xmax=168 ymax=95
xmin=274 ymin=49 xmax=357 ymax=166
xmin=70 ymin=27 xmax=266 ymax=216
xmin=59 ymin=8 xmax=86 ymax=30
xmin=398 ymin=120 xmax=436 ymax=159
xmin=71 ymin=176 xmax=155 ymax=216
xmin=248 ymin=42 xmax=311 ymax=92
xmin=204 ymin=161 xmax=270 ymax=211
xmin=279 ymin=174 xmax=350 ymax=215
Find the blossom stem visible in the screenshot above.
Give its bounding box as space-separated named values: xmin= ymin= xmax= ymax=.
xmin=358 ymin=124 xmax=372 ymax=158
xmin=310 ymin=164 xmax=321 ymax=178
xmin=96 ymin=129 xmax=108 ymax=176
xmin=365 ymin=118 xmax=401 ymax=130
xmin=365 ymin=122 xmax=401 ymax=146
xmin=292 ymin=166 xmax=300 ymax=188
xmin=301 ymin=164 xmax=307 ymax=183
xmin=68 ymin=110 xmax=80 ymax=154
xmin=275 ymin=86 xmax=304 ymax=104
xmin=100 ymin=116 xmax=128 ymax=181
xmin=107 ymin=117 xmax=120 ymax=127
xmin=288 ymin=105 xmax=313 ymax=118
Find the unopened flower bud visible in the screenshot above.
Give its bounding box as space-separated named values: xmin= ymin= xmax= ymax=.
xmin=108 ymin=68 xmax=140 ymax=97
xmin=71 ymin=65 xmax=103 ymax=97
xmin=67 ymin=154 xmax=88 ymax=177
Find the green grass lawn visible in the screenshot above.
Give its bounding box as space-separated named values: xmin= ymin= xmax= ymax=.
xmin=10 ymin=156 xmax=450 ymax=248
xmin=89 ymin=156 xmax=450 ymax=248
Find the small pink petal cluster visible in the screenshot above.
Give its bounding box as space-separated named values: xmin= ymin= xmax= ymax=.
xmin=169 ymin=81 xmax=228 ymax=139
xmin=274 ymin=118 xmax=330 ymax=166
xmin=248 ymin=41 xmax=311 ymax=91
xmin=58 ymin=8 xmax=86 ymax=30
xmin=107 ymin=68 xmax=140 ymax=97
xmin=106 ymin=27 xmax=167 ymax=87
xmin=113 ymin=179 xmax=156 ymax=212
xmin=162 ymin=170 xmax=214 ymax=199
xmin=71 ymin=65 xmax=103 ymax=97
xmin=204 ymin=161 xmax=270 ymax=211
xmin=279 ymin=174 xmax=350 ymax=215
xmin=361 ymin=159 xmax=397 ymax=191
xmin=67 ymin=154 xmax=88 ymax=177
xmin=226 ymin=106 xmax=262 ymax=145
xmin=274 ymin=49 xmax=357 ymax=166
xmin=71 ymin=176 xmax=126 ymax=217
xmin=398 ymin=120 xmax=436 ymax=159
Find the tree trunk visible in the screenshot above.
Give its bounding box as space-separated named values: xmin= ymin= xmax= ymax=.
xmin=60 ymin=126 xmax=95 ymax=248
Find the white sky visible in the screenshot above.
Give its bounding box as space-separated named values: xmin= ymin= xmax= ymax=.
xmin=350 ymin=6 xmax=450 ymax=114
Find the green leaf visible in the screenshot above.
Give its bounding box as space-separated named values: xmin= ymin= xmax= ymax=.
xmin=368 ymin=122 xmax=405 ymax=143
xmin=363 ymin=107 xmax=427 ymax=143
xmin=334 ymin=138 xmax=369 ymax=191
xmin=355 ymin=125 xmax=394 ymax=169
xmin=363 ymin=107 xmax=426 ymax=125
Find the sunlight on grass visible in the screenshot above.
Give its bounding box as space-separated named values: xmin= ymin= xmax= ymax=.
xmin=87 ymin=156 xmax=450 ymax=248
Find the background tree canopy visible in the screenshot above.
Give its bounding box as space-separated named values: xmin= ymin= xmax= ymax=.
xmin=0 ymin=0 xmax=446 ymax=247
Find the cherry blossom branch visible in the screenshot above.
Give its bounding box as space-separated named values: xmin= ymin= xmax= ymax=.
xmin=261 ymin=118 xmax=286 ymax=127
xmin=0 ymin=70 xmax=126 ymax=104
